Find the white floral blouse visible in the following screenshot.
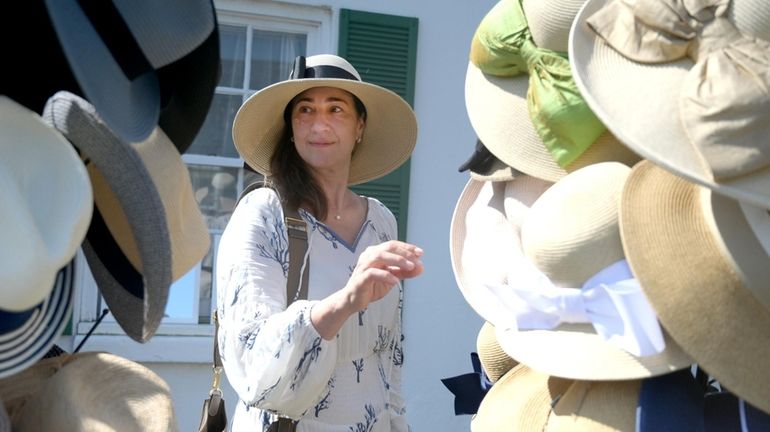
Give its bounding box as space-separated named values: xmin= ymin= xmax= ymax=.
xmin=216 ymin=187 xmax=408 ymax=432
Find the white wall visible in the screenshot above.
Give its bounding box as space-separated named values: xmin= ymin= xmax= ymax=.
xmin=147 ymin=1 xmax=497 ymax=431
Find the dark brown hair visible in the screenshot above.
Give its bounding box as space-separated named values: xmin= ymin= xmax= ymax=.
xmin=269 ymin=91 xmax=367 ymax=220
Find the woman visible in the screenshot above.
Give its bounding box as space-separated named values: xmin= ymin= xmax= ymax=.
xmin=217 ymin=54 xmax=424 ymax=431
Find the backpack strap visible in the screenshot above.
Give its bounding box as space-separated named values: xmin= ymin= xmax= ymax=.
xmin=236 ymin=180 xmax=309 ymax=305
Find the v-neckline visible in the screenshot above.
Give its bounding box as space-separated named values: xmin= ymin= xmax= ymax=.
xmin=302 ymin=197 xmax=371 ymax=253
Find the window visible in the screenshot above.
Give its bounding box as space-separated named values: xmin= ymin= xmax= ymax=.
xmin=74 ymin=3 xmax=332 ymax=344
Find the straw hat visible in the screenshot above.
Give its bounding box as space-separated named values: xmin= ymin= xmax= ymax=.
xmin=9 ymin=352 xmax=178 ymax=432
xmin=0 ymin=96 xmax=91 ymax=311
xmin=232 ymin=54 xmax=417 ymax=186
xmin=476 ymin=321 xmax=518 ymax=383
xmin=493 ymin=162 xmax=692 ymax=380
xmin=43 ymin=91 xmax=210 ymax=342
xmin=471 ymin=364 xmax=573 ymax=432
xmin=458 ymin=139 xmax=519 ymax=182
xmin=43 ymin=0 xmax=216 ymax=143
xmin=464 ymin=0 xmax=639 ymax=183
xmin=570 ymin=0 xmax=770 ymax=208
xmin=619 ymin=160 xmax=770 ymax=414
xmin=546 ymin=379 xmax=642 ymax=431
xmin=449 ymin=175 xmax=552 ymax=326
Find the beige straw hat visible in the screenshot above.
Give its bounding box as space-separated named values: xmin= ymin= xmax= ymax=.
xmin=493 ymin=162 xmax=692 ymax=380
xmin=12 ymin=352 xmax=178 ymax=432
xmin=620 ymin=160 xmax=770 ymax=414
xmin=449 ymin=175 xmax=552 ymax=326
xmin=570 ymin=0 xmax=770 ymax=208
xmin=476 ymin=321 xmax=518 ymax=383
xmin=464 ymin=0 xmax=640 ymax=183
xmin=545 ymin=379 xmax=641 ymax=431
xmin=232 ymin=54 xmax=417 ymax=186
xmin=471 ymin=364 xmax=573 ymax=432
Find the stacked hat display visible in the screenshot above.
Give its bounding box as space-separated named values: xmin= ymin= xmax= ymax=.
xmin=1 ymin=1 xmax=221 ymax=430
xmin=448 ymin=0 xmax=770 ymax=428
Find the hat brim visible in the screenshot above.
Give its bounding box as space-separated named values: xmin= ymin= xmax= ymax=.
xmin=464 ymin=61 xmax=639 ymax=183
xmin=569 ymin=0 xmax=770 ymax=209
xmin=0 ymin=261 xmax=74 ymax=380
xmin=45 ymin=0 xmax=160 ymax=143
xmin=471 ymin=364 xmax=573 ymax=432
xmin=620 ymin=160 xmax=770 ymax=414
xmin=44 ymin=92 xmax=211 ymax=342
xmin=232 ymin=77 xmax=417 ymax=185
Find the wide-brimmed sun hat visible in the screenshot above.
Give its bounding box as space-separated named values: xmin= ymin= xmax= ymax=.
xmin=43 ymin=0 xmax=216 ymax=144
xmin=0 ymin=96 xmax=91 ymax=312
xmin=4 ymin=352 xmax=178 ymax=431
xmin=232 ymin=54 xmax=418 ymax=185
xmin=43 ymin=91 xmax=210 ymax=343
xmin=476 ymin=321 xmax=518 ymax=383
xmin=471 ymin=364 xmax=573 ymax=432
xmin=570 ymin=0 xmax=770 ymax=208
xmin=490 ymin=162 xmax=692 ymax=380
xmin=450 ymin=175 xmax=553 ymax=327
xmin=620 ymin=160 xmax=770 ymax=414
xmin=464 ymin=0 xmax=639 ymax=183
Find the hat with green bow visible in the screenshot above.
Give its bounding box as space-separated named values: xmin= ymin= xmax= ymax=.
xmin=571 ymin=0 xmax=770 ymax=208
xmin=464 ymin=0 xmax=639 ymax=183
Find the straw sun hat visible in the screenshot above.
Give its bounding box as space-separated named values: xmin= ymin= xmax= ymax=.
xmin=43 ymin=91 xmax=210 ymax=342
xmin=620 ymin=160 xmax=770 ymax=414
xmin=464 ymin=0 xmax=640 ymax=183
xmin=570 ymin=0 xmax=770 ymax=208
xmin=1 ymin=352 xmax=178 ymax=431
xmin=232 ymin=54 xmax=417 ymax=186
xmin=462 ymin=162 xmax=692 ymax=380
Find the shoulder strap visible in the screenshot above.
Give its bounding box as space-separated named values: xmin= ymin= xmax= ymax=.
xmin=235 ymin=180 xmax=309 ymax=305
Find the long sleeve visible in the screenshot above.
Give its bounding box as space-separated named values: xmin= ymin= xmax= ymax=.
xmin=215 ymin=188 xmax=337 ymax=419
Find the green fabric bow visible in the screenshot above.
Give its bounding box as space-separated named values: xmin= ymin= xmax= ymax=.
xmin=470 ymin=0 xmax=606 ymax=167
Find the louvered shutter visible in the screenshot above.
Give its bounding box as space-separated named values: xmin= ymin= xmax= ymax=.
xmin=339 ymin=9 xmax=418 ymax=241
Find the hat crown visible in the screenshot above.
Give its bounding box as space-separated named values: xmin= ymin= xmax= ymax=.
xmin=521 ymin=162 xmax=630 ymax=286
xmin=523 ymin=0 xmax=588 ymax=52
xmin=296 ymin=54 xmax=362 ymax=81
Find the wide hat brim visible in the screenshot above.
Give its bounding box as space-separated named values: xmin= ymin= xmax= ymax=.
xmin=570 ymin=0 xmax=770 ymax=209
xmin=464 ymin=61 xmax=639 ymax=183
xmin=0 ymin=96 xmax=92 ymax=311
xmin=620 ymin=160 xmax=770 ymax=414
xmin=232 ymin=77 xmax=417 ymax=185
xmin=471 ymin=364 xmax=573 ymax=432
xmin=0 ymin=261 xmax=74 ymax=380
xmin=44 ymin=0 xmax=216 ymax=145
xmin=450 ymin=176 xmax=552 ymax=327
xmin=44 ymin=91 xmax=211 ymax=343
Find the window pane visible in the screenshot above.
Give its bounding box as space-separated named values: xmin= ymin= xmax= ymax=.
xmin=189 ymin=165 xmax=241 ymax=229
xmin=219 ymin=24 xmax=246 ymax=88
xmin=184 ymin=93 xmax=241 ymax=158
xmin=249 ymin=30 xmax=307 ymax=89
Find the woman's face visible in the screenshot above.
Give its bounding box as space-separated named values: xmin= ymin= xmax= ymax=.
xmin=289 ymin=86 xmax=365 ymax=176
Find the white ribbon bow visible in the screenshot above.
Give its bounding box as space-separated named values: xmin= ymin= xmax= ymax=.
xmin=486 ymin=259 xmax=665 ymax=357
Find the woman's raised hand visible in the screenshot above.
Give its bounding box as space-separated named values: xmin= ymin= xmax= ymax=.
xmin=343 ymin=240 xmax=424 ymax=312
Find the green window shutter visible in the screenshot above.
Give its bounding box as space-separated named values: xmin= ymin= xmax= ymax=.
xmin=339 ymin=9 xmax=418 ymax=241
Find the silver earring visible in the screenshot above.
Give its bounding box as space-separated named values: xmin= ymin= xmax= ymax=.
xmin=356 ymin=137 xmax=361 ymax=144
xmin=290 ymin=137 xmax=295 ymax=142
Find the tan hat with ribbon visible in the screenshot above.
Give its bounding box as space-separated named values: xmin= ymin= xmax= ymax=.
xmin=620 ymin=160 xmax=770 ymax=414
xmin=465 ymin=0 xmax=639 ymax=182
xmin=232 ymin=54 xmax=417 ymax=186
xmin=490 ymin=162 xmax=692 ymax=380
xmin=571 ymin=0 xmax=770 ymax=208
xmin=7 ymin=352 xmax=178 ymax=432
